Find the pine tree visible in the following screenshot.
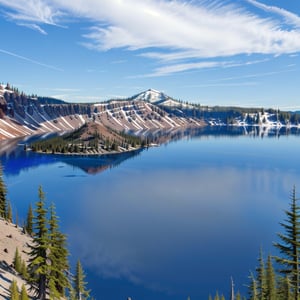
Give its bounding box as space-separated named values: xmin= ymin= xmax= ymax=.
xmin=48 ymin=203 xmax=70 ymax=297
xmin=21 ymin=259 xmax=29 ymax=280
xmin=274 ymin=186 xmax=300 ymax=300
xmin=265 ymin=255 xmax=277 ymax=300
xmin=28 ymin=186 xmax=50 ymax=300
xmin=248 ymin=271 xmax=258 ymax=300
xmin=9 ymin=279 xmax=19 ymax=300
xmin=214 ymin=291 xmax=220 ymax=300
xmin=20 ymin=284 xmax=29 ymax=300
xmin=256 ymin=248 xmax=267 ymax=300
xmin=277 ymin=275 xmax=292 ymax=300
xmin=26 ymin=203 xmax=33 ymax=235
xmin=74 ymin=260 xmax=90 ymax=300
xmin=0 ymin=163 xmax=7 ymax=218
xmin=6 ymin=200 xmax=12 ymax=222
xmin=13 ymin=247 xmax=22 ymax=273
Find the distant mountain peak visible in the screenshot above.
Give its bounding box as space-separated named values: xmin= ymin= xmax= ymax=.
xmin=133 ymin=88 xmax=170 ymax=104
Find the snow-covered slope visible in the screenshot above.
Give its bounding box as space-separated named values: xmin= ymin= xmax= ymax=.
xmin=132 ymin=89 xmax=169 ymax=104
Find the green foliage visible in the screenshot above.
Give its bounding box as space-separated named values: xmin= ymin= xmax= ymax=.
xmin=277 ymin=275 xmax=292 ymax=300
xmin=248 ymin=271 xmax=258 ymax=300
xmin=74 ymin=260 xmax=90 ymax=300
xmin=7 ymin=200 xmax=12 ymax=222
xmin=20 ymin=284 xmax=29 ymax=300
xmin=13 ymin=247 xmax=22 ymax=273
xmin=28 ymin=186 xmax=51 ymax=300
xmin=274 ymin=186 xmax=300 ymax=299
xmin=48 ymin=203 xmax=70 ymax=297
xmin=9 ymin=279 xmax=19 ymax=300
xmin=26 ymin=203 xmax=33 ymax=235
xmin=256 ymin=248 xmax=267 ymax=300
xmin=266 ymin=255 xmax=276 ymax=299
xmin=0 ymin=163 xmax=7 ymax=218
xmin=21 ymin=259 xmax=29 ymax=280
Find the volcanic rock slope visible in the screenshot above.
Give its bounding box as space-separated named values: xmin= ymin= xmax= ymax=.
xmin=0 ymin=85 xmax=203 ymax=140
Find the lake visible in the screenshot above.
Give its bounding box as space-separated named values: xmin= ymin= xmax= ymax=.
xmin=1 ymin=126 xmax=300 ymax=300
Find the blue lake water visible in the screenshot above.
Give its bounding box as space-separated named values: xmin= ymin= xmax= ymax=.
xmin=1 ymin=127 xmax=300 ymax=299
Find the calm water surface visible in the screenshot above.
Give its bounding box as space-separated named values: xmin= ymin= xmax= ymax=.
xmin=1 ymin=129 xmax=300 ymax=299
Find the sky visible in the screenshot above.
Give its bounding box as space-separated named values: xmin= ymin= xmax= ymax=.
xmin=0 ymin=0 xmax=300 ymax=109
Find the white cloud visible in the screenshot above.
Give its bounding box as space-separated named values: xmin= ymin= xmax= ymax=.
xmin=1 ymin=0 xmax=300 ymax=75
xmin=247 ymin=0 xmax=300 ymax=28
xmin=17 ymin=23 xmax=47 ymax=35
xmin=0 ymin=0 xmax=62 ymax=25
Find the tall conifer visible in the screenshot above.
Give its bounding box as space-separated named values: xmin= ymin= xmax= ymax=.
xmin=74 ymin=260 xmax=90 ymax=300
xmin=48 ymin=203 xmax=69 ymax=297
xmin=256 ymin=248 xmax=267 ymax=300
xmin=0 ymin=163 xmax=7 ymax=218
xmin=20 ymin=284 xmax=29 ymax=300
xmin=248 ymin=271 xmax=258 ymax=300
xmin=28 ymin=186 xmax=50 ymax=300
xmin=274 ymin=186 xmax=300 ymax=300
xmin=9 ymin=280 xmax=19 ymax=300
xmin=26 ymin=203 xmax=33 ymax=235
xmin=265 ymin=255 xmax=277 ymax=300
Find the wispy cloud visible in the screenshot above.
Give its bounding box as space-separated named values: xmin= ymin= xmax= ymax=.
xmin=139 ymin=58 xmax=269 ymax=77
xmin=17 ymin=23 xmax=47 ymax=34
xmin=247 ymin=0 xmax=300 ymax=28
xmin=0 ymin=48 xmax=63 ymax=71
xmin=0 ymin=0 xmax=63 ymax=28
xmin=1 ymin=0 xmax=300 ymax=75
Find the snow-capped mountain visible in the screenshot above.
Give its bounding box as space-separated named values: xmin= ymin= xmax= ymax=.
xmin=0 ymin=83 xmax=299 ymax=141
xmin=132 ymin=89 xmax=169 ymax=104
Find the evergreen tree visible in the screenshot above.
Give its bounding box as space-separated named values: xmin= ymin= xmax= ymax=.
xmin=7 ymin=200 xmax=12 ymax=222
xmin=9 ymin=279 xmax=19 ymax=300
xmin=265 ymin=255 xmax=277 ymax=300
xmin=21 ymin=259 xmax=29 ymax=280
xmin=26 ymin=203 xmax=33 ymax=235
xmin=274 ymin=186 xmax=300 ymax=300
xmin=20 ymin=284 xmax=29 ymax=300
xmin=277 ymin=275 xmax=292 ymax=300
xmin=256 ymin=248 xmax=267 ymax=300
xmin=0 ymin=163 xmax=7 ymax=218
xmin=74 ymin=260 xmax=90 ymax=300
xmin=248 ymin=271 xmax=258 ymax=300
xmin=28 ymin=186 xmax=50 ymax=300
xmin=48 ymin=203 xmax=70 ymax=297
xmin=214 ymin=291 xmax=220 ymax=300
xmin=13 ymin=247 xmax=22 ymax=273
xmin=236 ymin=291 xmax=241 ymax=300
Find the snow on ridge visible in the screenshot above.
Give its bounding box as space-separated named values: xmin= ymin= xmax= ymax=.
xmin=134 ymin=89 xmax=169 ymax=103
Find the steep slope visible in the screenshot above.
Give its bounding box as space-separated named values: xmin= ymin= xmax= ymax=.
xmin=1 ymin=84 xmax=298 ymax=141
xmin=0 ymin=84 xmax=89 ymax=140
xmin=0 ymin=219 xmax=33 ymax=299
xmin=0 ymin=85 xmax=204 ymax=140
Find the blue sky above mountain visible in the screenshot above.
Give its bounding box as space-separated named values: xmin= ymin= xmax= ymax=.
xmin=0 ymin=0 xmax=300 ymax=109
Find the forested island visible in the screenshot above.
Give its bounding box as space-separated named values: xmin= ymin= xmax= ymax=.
xmin=29 ymin=122 xmax=146 ymax=155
